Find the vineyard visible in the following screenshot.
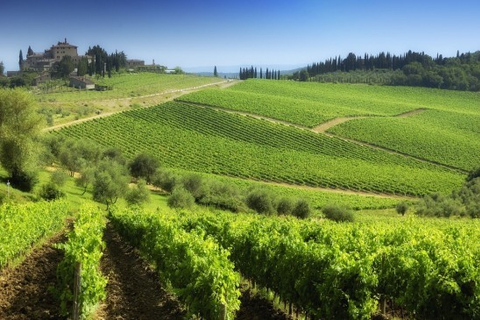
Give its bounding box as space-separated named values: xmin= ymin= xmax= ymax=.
xmin=53 ymin=101 xmax=464 ymax=196
xmin=328 ymin=109 xmax=480 ymax=172
xmin=2 ymin=200 xmax=478 ymax=319
xmin=2 ymin=78 xmax=480 ymax=319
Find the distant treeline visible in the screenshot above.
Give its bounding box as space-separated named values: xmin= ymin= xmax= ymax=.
xmin=290 ymin=50 xmax=480 ymax=91
xmin=239 ymin=66 xmax=281 ymax=80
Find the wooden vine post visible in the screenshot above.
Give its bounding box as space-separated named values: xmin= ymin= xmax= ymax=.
xmin=73 ymin=262 xmax=82 ymax=320
xmin=219 ymin=304 xmax=226 ymax=320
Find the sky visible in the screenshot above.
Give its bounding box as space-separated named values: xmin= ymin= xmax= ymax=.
xmin=1 ymin=0 xmax=480 ymax=73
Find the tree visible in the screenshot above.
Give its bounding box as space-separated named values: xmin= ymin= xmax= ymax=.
xmin=92 ymin=160 xmax=129 ymax=210
xmin=75 ymin=166 xmax=95 ymax=195
xmin=19 ymin=50 xmax=23 ymax=70
xmin=52 ymin=56 xmax=75 ymax=78
xmin=27 ymin=46 xmax=34 ymax=56
xmin=0 ymin=61 xmax=4 ymax=75
xmin=125 ymin=179 xmax=151 ymax=206
xmin=299 ymin=69 xmax=309 ymax=81
xmin=129 ymin=153 xmax=159 ymax=183
xmin=77 ymin=57 xmax=89 ymax=76
xmin=213 ymin=66 xmax=218 ymax=77
xmin=0 ymin=89 xmax=44 ymax=191
xmin=396 ymin=201 xmax=409 ymax=216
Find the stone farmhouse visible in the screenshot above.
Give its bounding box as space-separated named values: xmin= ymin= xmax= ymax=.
xmin=23 ymin=39 xmax=91 ymax=72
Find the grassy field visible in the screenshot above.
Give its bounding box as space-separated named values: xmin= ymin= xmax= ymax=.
xmin=33 ymin=73 xmax=228 ymax=126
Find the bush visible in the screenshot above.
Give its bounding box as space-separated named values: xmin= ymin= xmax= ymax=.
xmin=197 ymin=179 xmax=246 ymax=212
xmin=396 ymin=201 xmax=409 ymax=216
xmin=128 ymin=153 xmax=159 ymax=183
xmin=277 ymin=197 xmax=294 ymax=215
xmin=50 ymin=170 xmax=69 ymax=186
xmin=322 ymin=205 xmax=355 ymax=222
xmin=181 ymin=174 xmax=205 ymax=200
xmin=9 ymin=170 xmax=39 ymax=192
xmin=125 ymin=179 xmax=150 ymax=206
xmin=39 ymin=182 xmax=66 ymax=201
xmin=168 ymin=187 xmax=195 ymax=209
xmin=152 ymin=169 xmax=179 ymax=193
xmin=292 ymin=199 xmax=312 ymax=219
xmin=246 ymin=189 xmax=276 ymax=215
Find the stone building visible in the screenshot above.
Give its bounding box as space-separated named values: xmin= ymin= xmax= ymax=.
xmin=23 ymin=39 xmax=91 ymax=72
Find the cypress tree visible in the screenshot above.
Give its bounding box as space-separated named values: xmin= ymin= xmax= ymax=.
xmin=19 ymin=50 xmax=24 ymax=70
xmin=214 ymin=66 xmax=218 ymax=77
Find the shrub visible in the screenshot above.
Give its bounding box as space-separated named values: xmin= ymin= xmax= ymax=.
xmin=9 ymin=170 xmax=39 ymax=192
xmin=168 ymin=187 xmax=195 ymax=209
xmin=125 ymin=179 xmax=151 ymax=206
xmin=197 ymin=179 xmax=245 ymax=212
xmin=181 ymin=174 xmax=204 ymax=200
xmin=50 ymin=170 xmax=68 ymax=186
xmin=277 ymin=197 xmax=294 ymax=215
xmin=322 ymin=204 xmax=355 ymax=222
xmin=152 ymin=169 xmax=180 ymax=193
xmin=39 ymin=182 xmax=66 ymax=201
xmin=292 ymin=199 xmax=312 ymax=219
xmin=129 ymin=153 xmax=159 ymax=183
xmin=246 ymin=188 xmax=276 ymax=215
xmin=396 ymin=201 xmax=409 ymax=216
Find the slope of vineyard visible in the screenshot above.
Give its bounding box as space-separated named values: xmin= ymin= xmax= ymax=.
xmin=53 ymin=101 xmax=464 ymax=196
xmin=120 ymin=206 xmax=480 ymax=320
xmin=179 ymin=79 xmax=479 ymax=128
xmin=329 ymin=109 xmax=480 ymax=171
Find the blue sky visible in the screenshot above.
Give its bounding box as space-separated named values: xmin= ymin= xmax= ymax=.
xmin=1 ymin=0 xmax=479 ymax=73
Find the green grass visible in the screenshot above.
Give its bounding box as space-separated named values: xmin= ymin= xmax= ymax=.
xmin=53 ymin=101 xmax=464 ymax=196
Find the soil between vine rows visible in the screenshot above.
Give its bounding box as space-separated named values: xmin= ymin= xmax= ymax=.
xmin=0 ymin=231 xmax=66 ymax=320
xmin=0 ymin=224 xmax=292 ymax=320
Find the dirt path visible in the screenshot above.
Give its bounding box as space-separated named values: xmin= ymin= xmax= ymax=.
xmin=98 ymin=224 xmax=185 ymax=320
xmin=0 ymin=232 xmax=67 ymax=320
xmin=45 ymin=79 xmax=239 ymax=132
xmin=312 ymin=116 xmax=367 ymax=133
xmin=396 ymin=108 xmax=427 ymax=118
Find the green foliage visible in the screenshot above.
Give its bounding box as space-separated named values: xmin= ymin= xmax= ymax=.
xmin=329 ymin=110 xmax=480 ymax=172
xmin=52 ymin=56 xmax=75 ymax=79
xmin=180 ymin=174 xmax=204 ymax=200
xmin=0 ymin=89 xmax=44 ymax=190
xmin=291 ymin=199 xmax=311 ymax=219
xmin=92 ymin=160 xmax=129 ymax=209
xmin=54 ymin=101 xmax=463 ymax=196
xmin=276 ymin=197 xmax=295 ymax=215
xmin=0 ymin=200 xmax=69 ymax=268
xmin=175 ymin=208 xmax=480 ymax=320
xmin=467 ymin=167 xmax=480 ymax=182
xmin=50 ymin=169 xmax=68 ymax=186
xmin=125 ymin=179 xmax=150 ymax=206
xmin=167 ymin=187 xmax=195 ymax=209
xmin=416 ymin=177 xmax=480 ymax=218
xmin=110 ymin=208 xmax=241 ymax=319
xmin=246 ymin=188 xmax=276 ymax=215
xmin=128 ymin=152 xmax=159 ymax=183
xmin=56 ymin=204 xmax=107 ymax=319
xmin=323 ymin=204 xmax=355 ymax=222
xmin=396 ymin=201 xmax=409 ymax=216
xmin=39 ymin=182 xmax=66 ymax=201
xmin=152 ymin=168 xmax=180 ymax=193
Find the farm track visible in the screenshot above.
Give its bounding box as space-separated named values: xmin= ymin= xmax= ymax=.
xmin=44 ymin=79 xmax=237 ymax=132
xmin=177 ymin=101 xmax=465 ymax=174
xmin=0 ymin=231 xmax=67 ymax=320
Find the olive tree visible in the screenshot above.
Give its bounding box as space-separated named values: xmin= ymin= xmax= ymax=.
xmin=0 ymin=89 xmax=44 ymax=191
